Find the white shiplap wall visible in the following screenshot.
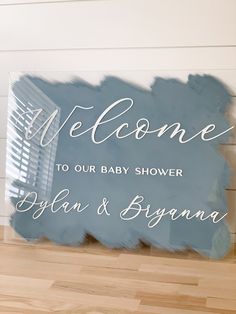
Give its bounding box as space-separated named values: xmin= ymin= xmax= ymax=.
xmin=0 ymin=0 xmax=235 ymax=240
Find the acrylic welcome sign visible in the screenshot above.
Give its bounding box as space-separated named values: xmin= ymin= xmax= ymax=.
xmin=4 ymin=71 xmax=234 ymax=259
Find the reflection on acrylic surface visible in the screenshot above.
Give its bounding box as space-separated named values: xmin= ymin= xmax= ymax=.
xmin=6 ymin=74 xmax=233 ymax=259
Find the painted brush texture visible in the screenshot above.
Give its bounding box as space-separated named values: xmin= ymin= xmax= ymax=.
xmin=8 ymin=74 xmax=233 ymax=259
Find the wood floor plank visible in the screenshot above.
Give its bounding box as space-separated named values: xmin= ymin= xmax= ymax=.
xmin=136 ymin=304 xmax=222 ymax=314
xmin=80 ymin=265 xmax=199 ymax=286
xmin=206 ymin=297 xmax=236 ymax=312
xmin=0 ymin=240 xmax=235 ymax=313
xmin=52 ymin=273 xmax=195 ymax=299
xmin=0 ymin=294 xmax=56 ymax=313
xmin=0 ymin=274 xmax=53 ymax=291
xmin=180 ymin=285 xmax=236 ymax=301
xmin=0 ymin=256 xmax=83 ymax=282
xmin=139 ymin=260 xmax=236 ymax=277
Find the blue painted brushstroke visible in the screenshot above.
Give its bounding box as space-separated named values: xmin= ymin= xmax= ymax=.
xmin=8 ymin=74 xmax=233 ymax=259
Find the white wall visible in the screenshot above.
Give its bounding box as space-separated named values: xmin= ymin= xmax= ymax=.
xmin=0 ymin=0 xmax=235 ymax=239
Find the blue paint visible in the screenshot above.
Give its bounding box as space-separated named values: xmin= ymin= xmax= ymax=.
xmin=8 ymin=74 xmax=233 ymax=259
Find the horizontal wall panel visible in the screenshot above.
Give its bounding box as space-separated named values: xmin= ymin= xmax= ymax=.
xmin=0 ymin=0 xmax=75 ymax=4
xmin=0 ymin=97 xmax=8 ymax=139
xmin=1 ymin=69 xmax=236 ymax=97
xmin=0 ymin=139 xmax=6 ymax=177
xmin=0 ymin=0 xmax=235 ymax=51
xmin=0 ymin=47 xmax=235 ymax=75
xmin=0 ymin=179 xmax=5 ymax=217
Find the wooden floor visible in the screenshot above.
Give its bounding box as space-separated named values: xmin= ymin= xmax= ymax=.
xmin=0 ymin=229 xmax=236 ymax=313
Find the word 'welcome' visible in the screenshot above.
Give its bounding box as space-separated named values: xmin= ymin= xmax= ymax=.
xmin=15 ymin=97 xmax=234 ymax=147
